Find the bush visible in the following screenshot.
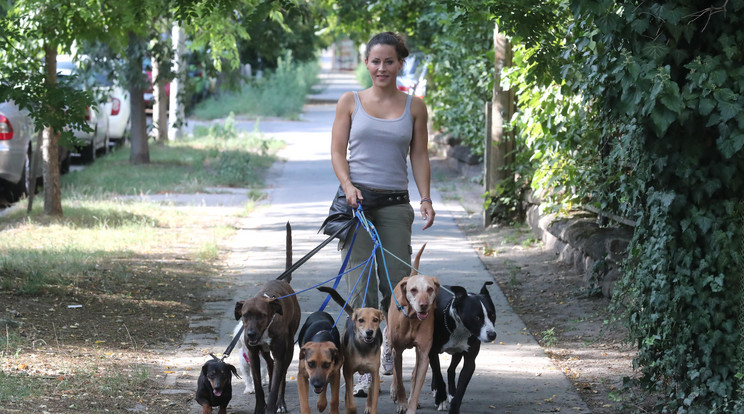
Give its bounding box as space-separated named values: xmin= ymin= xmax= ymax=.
xmin=192 ymin=51 xmax=320 ymax=120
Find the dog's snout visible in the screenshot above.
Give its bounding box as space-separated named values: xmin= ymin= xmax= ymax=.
xmin=246 ymin=329 xmax=258 ymax=339
xmin=365 ymin=329 xmax=374 ymax=337
xmin=487 ymin=331 xmax=497 ymax=341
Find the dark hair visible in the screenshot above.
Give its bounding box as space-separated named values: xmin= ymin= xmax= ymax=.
xmin=365 ymin=32 xmax=409 ymax=61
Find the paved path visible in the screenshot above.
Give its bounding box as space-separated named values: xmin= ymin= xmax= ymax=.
xmin=164 ymin=71 xmax=590 ymax=413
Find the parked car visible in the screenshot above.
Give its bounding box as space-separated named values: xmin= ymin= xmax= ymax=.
xmin=397 ymin=54 xmax=429 ymax=98
xmin=57 ymin=55 xmax=110 ymax=163
xmin=0 ymin=100 xmax=74 ymax=203
xmin=0 ymin=101 xmax=34 ymax=202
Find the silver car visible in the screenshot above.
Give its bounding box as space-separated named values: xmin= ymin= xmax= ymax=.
xmin=0 ymin=101 xmax=34 ymax=202
xmin=57 ymin=56 xmax=109 ymax=163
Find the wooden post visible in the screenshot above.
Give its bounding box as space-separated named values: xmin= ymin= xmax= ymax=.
xmin=485 ymin=24 xmax=515 ymax=225
xmin=483 ymin=101 xmax=493 ymax=227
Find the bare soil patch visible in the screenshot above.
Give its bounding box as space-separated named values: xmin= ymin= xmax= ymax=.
xmin=1 ymin=208 xmax=232 ymax=413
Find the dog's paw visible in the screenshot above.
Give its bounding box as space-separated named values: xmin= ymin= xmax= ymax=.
xmin=447 ymin=394 xmax=454 ymax=403
xmin=396 ymin=402 xmax=408 ymax=414
xmin=276 ymin=405 xmax=288 ymax=413
xmin=363 ymin=406 xmax=371 ymax=414
xmin=437 ymin=401 xmax=449 ymax=411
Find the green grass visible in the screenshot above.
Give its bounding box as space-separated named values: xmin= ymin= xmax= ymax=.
xmin=192 ymin=52 xmax=320 ymax=120
xmin=0 ymin=119 xmax=280 ymax=294
xmin=0 ymin=371 xmax=37 ymax=402
xmin=61 ymin=116 xmax=280 ymax=196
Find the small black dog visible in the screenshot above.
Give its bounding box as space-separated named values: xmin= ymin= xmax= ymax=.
xmin=196 ymin=356 xmax=240 ymax=414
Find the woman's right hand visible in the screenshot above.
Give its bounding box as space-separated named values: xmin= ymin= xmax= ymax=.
xmin=343 ymin=182 xmax=363 ymax=208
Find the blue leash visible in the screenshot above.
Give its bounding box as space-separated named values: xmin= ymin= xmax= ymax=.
xmin=319 ymin=220 xmax=360 ymax=312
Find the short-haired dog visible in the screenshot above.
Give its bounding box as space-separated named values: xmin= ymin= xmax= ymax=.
xmin=235 ymin=278 xmax=300 ymax=414
xmin=195 ymin=356 xmax=240 ymax=414
xmin=231 ymin=321 xmax=269 ymax=394
xmin=318 ymin=286 xmax=385 ymax=414
xmin=429 ymin=282 xmax=497 ymax=413
xmin=387 ymin=244 xmax=440 ymax=414
xmin=297 ymin=311 xmax=343 ymax=414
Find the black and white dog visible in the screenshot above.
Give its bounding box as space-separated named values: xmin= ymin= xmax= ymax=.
xmin=429 ymin=282 xmax=497 ymax=413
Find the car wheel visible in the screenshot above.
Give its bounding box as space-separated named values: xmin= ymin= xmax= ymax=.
xmin=5 ymin=149 xmax=29 ymax=202
xmin=59 ymin=147 xmax=71 ymax=174
xmin=102 ymin=133 xmax=110 ymax=155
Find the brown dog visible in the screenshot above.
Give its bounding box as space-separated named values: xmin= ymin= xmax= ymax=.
xmin=234 ymin=279 xmax=300 ymax=414
xmin=297 ymin=311 xmax=343 ymax=414
xmin=318 ymin=286 xmax=385 ymax=414
xmin=387 ymin=244 xmax=439 ymax=414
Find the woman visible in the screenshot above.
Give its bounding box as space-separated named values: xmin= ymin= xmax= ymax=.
xmin=330 ymin=31 xmax=436 ymax=397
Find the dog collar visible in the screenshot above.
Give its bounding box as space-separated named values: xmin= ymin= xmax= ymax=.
xmin=442 ymin=297 xmax=456 ymax=334
xmin=397 ymin=305 xmax=418 ymax=320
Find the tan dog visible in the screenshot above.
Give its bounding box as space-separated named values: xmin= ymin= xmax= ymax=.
xmin=318 ymin=286 xmax=385 ymax=414
xmin=297 ymin=311 xmax=343 ymax=414
xmin=387 ymin=244 xmax=439 ymax=414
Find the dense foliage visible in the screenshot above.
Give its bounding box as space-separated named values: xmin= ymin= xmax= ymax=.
xmin=565 ymin=1 xmax=744 ymax=411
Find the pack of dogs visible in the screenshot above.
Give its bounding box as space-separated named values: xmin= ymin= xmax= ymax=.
xmin=196 ymin=242 xmax=498 ymax=414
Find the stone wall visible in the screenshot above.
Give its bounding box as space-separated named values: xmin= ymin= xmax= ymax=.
xmin=526 ymin=199 xmax=633 ymax=298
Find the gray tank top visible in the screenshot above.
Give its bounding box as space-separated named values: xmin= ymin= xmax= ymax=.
xmin=348 ymin=91 xmax=414 ymax=191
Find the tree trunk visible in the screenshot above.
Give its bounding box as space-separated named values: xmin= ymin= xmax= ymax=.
xmin=43 ymin=44 xmax=63 ymax=216
xmin=168 ymin=24 xmax=185 ymax=141
xmin=152 ymin=56 xmax=168 ymax=143
xmin=128 ymin=32 xmax=150 ymax=164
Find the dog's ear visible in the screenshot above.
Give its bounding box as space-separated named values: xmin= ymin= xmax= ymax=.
xmin=481 ymin=281 xmax=493 ymax=295
xmin=331 ymin=348 xmax=340 ymax=365
xmin=234 ymin=301 xmax=245 ymax=320
xmin=202 ymin=362 xmax=210 ymax=377
xmin=269 ymin=298 xmax=283 ymax=315
xmin=398 ymin=280 xmax=409 ymax=306
xmin=451 ymin=285 xmax=468 ymax=306
xmin=227 ymin=363 xmax=241 ymax=379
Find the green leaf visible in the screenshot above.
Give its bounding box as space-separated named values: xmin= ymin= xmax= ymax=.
xmin=709 ymin=70 xmax=727 ymax=87
xmin=713 ymin=88 xmax=739 ymax=120
xmin=660 ymin=83 xmax=684 ymax=114
xmin=643 ymin=42 xmax=669 ymax=61
xmin=650 ymin=107 xmax=675 ymax=135
xmin=698 ymin=98 xmax=716 ymax=116
xmin=717 ymin=132 xmax=744 ymax=159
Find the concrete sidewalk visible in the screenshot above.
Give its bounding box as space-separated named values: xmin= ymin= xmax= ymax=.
xmin=163 ymin=71 xmax=590 ymax=413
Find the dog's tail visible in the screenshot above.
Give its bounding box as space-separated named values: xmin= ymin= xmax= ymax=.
xmin=317 ymin=286 xmax=354 ymax=315
xmin=277 ymin=221 xmax=293 ymax=283
xmin=409 ymin=243 xmax=427 ymax=276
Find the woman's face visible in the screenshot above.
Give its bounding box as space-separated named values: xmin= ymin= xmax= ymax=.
xmin=365 ymin=44 xmax=403 ymax=88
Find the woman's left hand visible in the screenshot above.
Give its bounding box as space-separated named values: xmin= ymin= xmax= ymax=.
xmin=420 ymin=201 xmax=435 ymax=230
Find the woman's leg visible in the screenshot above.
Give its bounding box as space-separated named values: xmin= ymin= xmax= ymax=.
xmin=343 ymin=222 xmax=379 ymax=310
xmin=371 ymin=203 xmax=414 ymax=318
